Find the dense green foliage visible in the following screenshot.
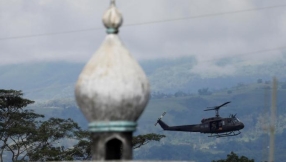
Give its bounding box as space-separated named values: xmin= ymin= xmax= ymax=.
xmin=0 ymin=89 xmax=39 ymax=162
xmin=0 ymin=89 xmax=166 ymax=161
xmin=212 ymin=152 xmax=254 ymax=162
xmin=0 ymin=89 xmax=82 ymax=161
xmin=133 ymin=133 xmax=166 ymax=149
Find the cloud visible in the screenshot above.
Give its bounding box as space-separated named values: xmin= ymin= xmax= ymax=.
xmin=0 ymin=0 xmax=286 ymax=77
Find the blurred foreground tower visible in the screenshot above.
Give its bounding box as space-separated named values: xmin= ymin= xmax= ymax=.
xmin=75 ymin=0 xmax=150 ymax=160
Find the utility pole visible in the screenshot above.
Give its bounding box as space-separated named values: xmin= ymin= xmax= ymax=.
xmin=268 ymin=77 xmax=277 ymax=162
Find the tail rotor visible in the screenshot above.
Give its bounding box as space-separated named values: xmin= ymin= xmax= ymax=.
xmin=155 ymin=112 xmax=166 ymax=126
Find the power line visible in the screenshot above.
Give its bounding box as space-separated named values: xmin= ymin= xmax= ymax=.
xmin=0 ymin=28 xmax=102 ymax=41
xmin=124 ymin=4 xmax=286 ymax=27
xmin=1 ymin=4 xmax=286 ymax=41
xmin=200 ymin=46 xmax=286 ymax=64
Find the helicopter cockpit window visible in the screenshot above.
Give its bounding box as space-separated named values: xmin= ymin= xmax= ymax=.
xmin=232 ymin=118 xmax=239 ymax=123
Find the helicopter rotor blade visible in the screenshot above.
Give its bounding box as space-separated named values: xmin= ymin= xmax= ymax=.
xmin=204 ymin=108 xmax=216 ymax=111
xmin=204 ymin=101 xmax=231 ymax=111
xmin=216 ymin=101 xmax=231 ymax=109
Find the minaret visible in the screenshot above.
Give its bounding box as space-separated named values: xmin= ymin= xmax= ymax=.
xmin=75 ymin=0 xmax=150 ymax=160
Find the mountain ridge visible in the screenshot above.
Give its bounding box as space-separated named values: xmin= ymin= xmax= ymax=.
xmin=1 ymin=56 xmax=285 ymax=100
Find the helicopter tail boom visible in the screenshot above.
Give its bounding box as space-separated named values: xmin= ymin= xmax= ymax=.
xmin=157 ymin=119 xmax=170 ymax=130
xmin=155 ymin=112 xmax=200 ymax=132
xmin=155 ymin=112 xmax=166 ymax=126
xmin=155 ymin=112 xmax=171 ymax=130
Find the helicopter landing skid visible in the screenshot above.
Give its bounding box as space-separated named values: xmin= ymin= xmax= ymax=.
xmin=208 ymin=130 xmax=241 ymax=138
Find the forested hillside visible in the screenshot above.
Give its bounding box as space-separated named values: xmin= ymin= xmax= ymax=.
xmin=135 ymin=83 xmax=286 ymax=161
xmin=26 ymin=81 xmax=286 ymax=161
xmin=0 ymin=56 xmax=285 ymax=100
xmin=1 ymin=57 xmax=286 ymax=161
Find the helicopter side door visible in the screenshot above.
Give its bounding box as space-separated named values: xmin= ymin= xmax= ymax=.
xmin=219 ymin=120 xmax=225 ymax=130
xmin=209 ymin=120 xmax=224 ymax=131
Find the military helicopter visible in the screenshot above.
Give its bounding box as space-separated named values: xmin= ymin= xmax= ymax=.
xmin=155 ymin=102 xmax=244 ymax=137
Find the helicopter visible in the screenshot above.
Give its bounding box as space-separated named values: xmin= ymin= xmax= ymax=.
xmin=155 ymin=101 xmax=244 ymax=137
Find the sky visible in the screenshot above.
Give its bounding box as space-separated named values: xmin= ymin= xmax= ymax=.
xmin=0 ymin=0 xmax=286 ymax=74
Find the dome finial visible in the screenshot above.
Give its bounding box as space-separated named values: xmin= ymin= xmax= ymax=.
xmin=103 ymin=0 xmax=123 ymax=34
xmin=111 ymin=0 xmax=115 ymax=5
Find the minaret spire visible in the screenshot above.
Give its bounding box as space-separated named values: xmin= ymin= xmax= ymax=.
xmin=75 ymin=1 xmax=150 ymax=160
xmin=103 ymin=0 xmax=122 ymax=34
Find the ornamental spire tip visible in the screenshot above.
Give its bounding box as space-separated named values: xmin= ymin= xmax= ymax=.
xmin=103 ymin=0 xmax=123 ymax=34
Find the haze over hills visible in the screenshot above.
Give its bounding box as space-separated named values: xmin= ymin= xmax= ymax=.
xmin=1 ymin=56 xmax=286 ymax=161
xmin=23 ymin=78 xmax=286 ymax=161
xmin=0 ymin=56 xmax=285 ymax=100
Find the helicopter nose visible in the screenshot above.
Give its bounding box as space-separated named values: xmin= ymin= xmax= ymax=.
xmin=239 ymin=122 xmax=244 ymax=129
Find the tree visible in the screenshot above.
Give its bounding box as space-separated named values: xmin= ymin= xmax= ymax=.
xmin=212 ymin=152 xmax=254 ymax=162
xmin=257 ymin=79 xmax=263 ymax=83
xmin=198 ymin=88 xmax=212 ymax=95
xmin=26 ymin=118 xmax=81 ymax=161
xmin=64 ymin=130 xmax=91 ymax=160
xmin=132 ymin=133 xmax=166 ymax=149
xmin=0 ymin=89 xmax=41 ymax=162
xmin=1 ymin=89 xmax=165 ymax=161
xmin=0 ymin=89 xmax=81 ymax=162
xmin=174 ymin=91 xmax=186 ymax=97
